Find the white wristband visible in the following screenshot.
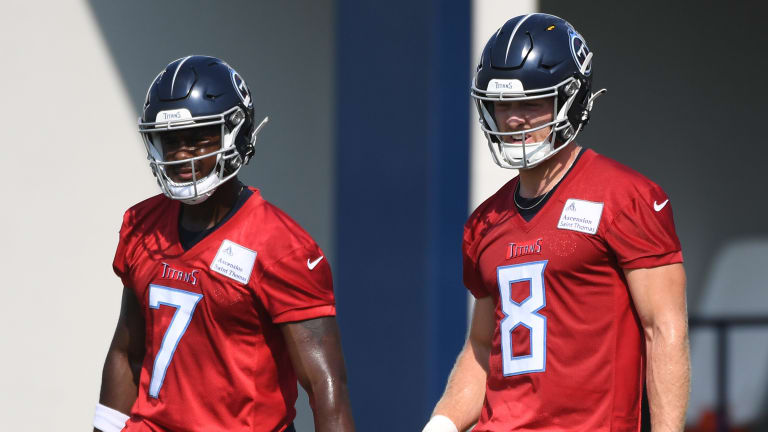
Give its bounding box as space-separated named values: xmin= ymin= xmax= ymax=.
xmin=422 ymin=414 xmax=459 ymax=432
xmin=93 ymin=403 xmax=130 ymax=432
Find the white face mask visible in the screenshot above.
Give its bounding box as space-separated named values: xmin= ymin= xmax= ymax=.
xmin=495 ymin=124 xmax=559 ymax=169
xmin=139 ymin=107 xmax=268 ymax=205
xmin=145 ymin=122 xmax=233 ymax=205
xmin=472 ymin=74 xmax=603 ymax=170
xmin=165 ymin=171 xmax=221 ymax=204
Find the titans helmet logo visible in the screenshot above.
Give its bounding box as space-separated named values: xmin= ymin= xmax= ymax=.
xmin=568 ymin=29 xmax=591 ymax=76
xmin=231 ymin=71 xmax=252 ymax=107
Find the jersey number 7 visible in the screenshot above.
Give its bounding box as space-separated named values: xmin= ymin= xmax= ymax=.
xmin=147 ymin=284 xmax=203 ymax=398
xmin=496 ymin=260 xmax=547 ymax=376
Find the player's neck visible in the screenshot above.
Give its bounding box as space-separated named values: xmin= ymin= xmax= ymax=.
xmin=517 ymin=144 xmax=581 ymax=198
xmin=179 ymin=178 xmax=243 ymax=231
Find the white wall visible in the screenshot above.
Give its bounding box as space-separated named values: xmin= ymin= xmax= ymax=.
xmin=0 ymin=1 xmax=156 ymax=430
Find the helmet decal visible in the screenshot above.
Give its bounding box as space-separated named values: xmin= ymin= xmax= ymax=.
xmin=569 ymin=29 xmax=591 ymax=76
xmin=504 ymin=13 xmax=534 ymax=63
xmin=231 ymin=71 xmax=252 ymax=107
xmin=143 ymin=71 xmax=164 ymax=115
xmin=170 ymin=56 xmax=193 ymax=97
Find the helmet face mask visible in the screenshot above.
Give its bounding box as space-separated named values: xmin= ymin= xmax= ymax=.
xmin=473 ymin=75 xmax=584 ymax=169
xmin=141 ymin=106 xmax=245 ymax=204
xmin=472 ymin=14 xmax=604 ymax=170
xmin=138 ymin=56 xmax=269 ymax=204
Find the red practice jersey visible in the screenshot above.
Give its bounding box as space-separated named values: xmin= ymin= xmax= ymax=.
xmin=113 ymin=188 xmax=334 ymax=432
xmin=464 ymin=149 xmax=683 ymax=431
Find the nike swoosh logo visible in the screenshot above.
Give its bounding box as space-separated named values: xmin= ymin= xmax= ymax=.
xmin=307 ymin=256 xmax=324 ymax=270
xmin=653 ymin=199 xmax=669 ymax=212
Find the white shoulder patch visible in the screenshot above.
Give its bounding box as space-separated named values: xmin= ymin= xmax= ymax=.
xmin=210 ymin=240 xmax=257 ymax=284
xmin=557 ymin=198 xmax=604 ymax=235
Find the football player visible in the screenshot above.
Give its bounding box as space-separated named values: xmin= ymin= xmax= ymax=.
xmin=422 ymin=14 xmax=690 ymax=432
xmin=93 ymin=56 xmax=355 ymax=432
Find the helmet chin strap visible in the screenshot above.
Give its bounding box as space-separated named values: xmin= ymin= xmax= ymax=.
xmin=166 ymin=170 xmax=221 ymax=205
xmin=499 ymin=127 xmax=557 ymax=169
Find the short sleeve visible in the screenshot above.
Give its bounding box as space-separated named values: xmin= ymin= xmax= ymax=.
xmin=463 ymin=221 xmax=489 ymax=299
xmin=604 ymin=191 xmax=683 ymax=269
xmin=257 ymin=245 xmax=336 ymax=323
xmin=112 ymin=210 xmax=133 ymax=288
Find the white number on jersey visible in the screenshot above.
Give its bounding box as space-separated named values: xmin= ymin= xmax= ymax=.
xmin=497 ymin=260 xmax=547 ymax=376
xmin=147 ymin=284 xmax=203 ymax=398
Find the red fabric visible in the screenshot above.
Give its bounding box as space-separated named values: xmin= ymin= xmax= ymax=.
xmin=113 ymin=188 xmax=334 ymax=432
xmin=463 ymin=150 xmax=683 ymax=432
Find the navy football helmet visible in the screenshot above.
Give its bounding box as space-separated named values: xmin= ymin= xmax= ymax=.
xmin=472 ymin=13 xmax=606 ymax=169
xmin=138 ymin=55 xmax=268 ymax=204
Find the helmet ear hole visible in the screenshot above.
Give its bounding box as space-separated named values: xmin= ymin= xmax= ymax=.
xmin=227 ymin=108 xmax=245 ymax=130
xmin=225 ymin=154 xmax=243 ymax=174
xmin=559 ymin=126 xmax=574 ymax=141
xmin=564 ymin=80 xmax=579 ymax=97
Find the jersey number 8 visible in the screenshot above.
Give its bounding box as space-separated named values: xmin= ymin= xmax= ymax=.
xmin=496 ymin=260 xmax=547 ymax=376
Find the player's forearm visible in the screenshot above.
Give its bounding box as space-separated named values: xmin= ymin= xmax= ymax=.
xmin=645 ymin=319 xmax=690 ymax=432
xmin=307 ymin=378 xmax=355 ymax=432
xmin=98 ymin=286 xmax=143 ymax=415
xmin=282 ymin=317 xmax=356 ymax=431
xmin=431 ymin=341 xmax=489 ymax=431
xmin=98 ymin=347 xmax=140 ymax=415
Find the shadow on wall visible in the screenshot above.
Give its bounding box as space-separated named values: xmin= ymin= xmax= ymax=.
xmin=687 ymin=238 xmax=768 ymax=431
